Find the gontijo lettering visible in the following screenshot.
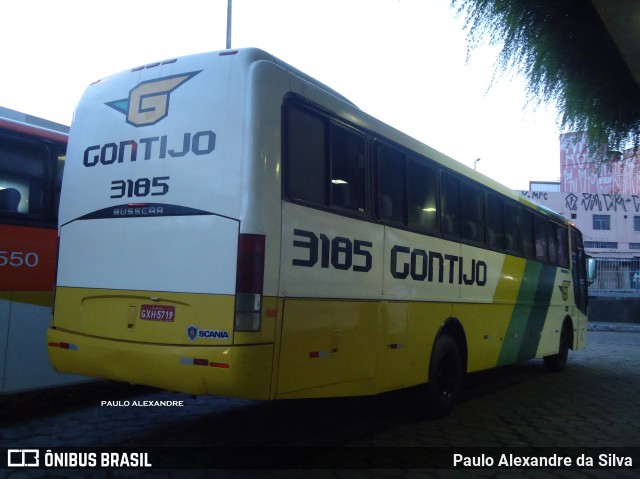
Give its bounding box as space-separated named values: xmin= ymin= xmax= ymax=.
xmin=390 ymin=245 xmax=487 ymax=286
xmin=83 ymin=130 xmax=216 ymax=167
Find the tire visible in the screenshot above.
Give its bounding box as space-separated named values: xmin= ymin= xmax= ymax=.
xmin=425 ymin=334 xmax=463 ymax=417
xmin=544 ymin=325 xmax=570 ymax=372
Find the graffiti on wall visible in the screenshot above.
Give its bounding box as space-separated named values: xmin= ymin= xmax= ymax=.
xmin=521 ymin=190 xmax=640 ymax=213
xmin=560 ymin=132 xmax=640 ymax=195
xmin=564 ymin=193 xmax=637 ymax=212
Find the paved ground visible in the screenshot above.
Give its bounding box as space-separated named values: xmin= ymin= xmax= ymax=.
xmin=1 ymin=325 xmax=638 ymax=478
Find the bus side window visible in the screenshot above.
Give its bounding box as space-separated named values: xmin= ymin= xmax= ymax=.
xmin=440 ymin=172 xmax=461 ymax=240
xmin=557 ymin=224 xmax=569 ymax=267
xmin=407 ymin=158 xmax=438 ymax=235
xmin=376 ymin=143 xmax=405 ymax=224
xmin=330 ymin=123 xmax=366 ymax=213
xmin=520 ymin=209 xmax=535 ymax=258
xmin=534 ymin=215 xmax=548 ymax=262
xmin=547 ymin=221 xmax=558 ymax=265
xmin=461 ymin=182 xmax=484 ymax=244
xmin=285 ymin=106 xmax=328 ymax=206
xmin=487 ymin=194 xmax=504 ymax=251
xmin=504 ymin=202 xmax=522 ymax=255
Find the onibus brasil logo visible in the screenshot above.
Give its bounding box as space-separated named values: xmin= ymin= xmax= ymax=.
xmin=106 ymin=71 xmax=201 ymax=127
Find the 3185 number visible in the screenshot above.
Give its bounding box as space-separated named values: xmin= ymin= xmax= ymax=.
xmin=110 ymin=176 xmax=170 ymax=199
xmin=292 ymin=229 xmax=373 ymax=272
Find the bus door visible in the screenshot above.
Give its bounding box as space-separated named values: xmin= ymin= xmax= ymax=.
xmin=570 ymin=226 xmax=588 ymax=349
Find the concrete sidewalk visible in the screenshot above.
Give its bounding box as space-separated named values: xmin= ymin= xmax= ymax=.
xmin=588 ymin=321 xmax=640 ymax=333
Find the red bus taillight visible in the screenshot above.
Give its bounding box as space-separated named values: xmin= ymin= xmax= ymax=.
xmin=234 ymin=234 xmax=265 ymax=332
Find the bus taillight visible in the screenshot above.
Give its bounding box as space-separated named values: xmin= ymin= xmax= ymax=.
xmin=234 ymin=234 xmax=265 ymax=332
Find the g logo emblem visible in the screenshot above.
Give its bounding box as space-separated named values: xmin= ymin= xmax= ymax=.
xmin=106 ymin=71 xmax=200 ymax=127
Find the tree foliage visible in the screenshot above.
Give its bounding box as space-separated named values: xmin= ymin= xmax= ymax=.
xmin=451 ymin=0 xmax=640 ymax=152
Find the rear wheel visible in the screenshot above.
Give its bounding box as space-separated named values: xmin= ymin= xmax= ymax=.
xmin=425 ymin=334 xmax=463 ymax=417
xmin=544 ymin=325 xmax=570 ymax=372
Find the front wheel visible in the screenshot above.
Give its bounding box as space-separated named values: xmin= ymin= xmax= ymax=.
xmin=424 ymin=334 xmax=463 ymax=417
xmin=544 ymin=325 xmax=570 ymax=372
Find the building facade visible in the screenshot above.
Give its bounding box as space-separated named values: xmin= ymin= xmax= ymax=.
xmin=523 ymin=132 xmax=640 ymax=293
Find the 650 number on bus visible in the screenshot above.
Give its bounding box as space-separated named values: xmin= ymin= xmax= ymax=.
xmin=0 ymin=251 xmax=39 ymax=268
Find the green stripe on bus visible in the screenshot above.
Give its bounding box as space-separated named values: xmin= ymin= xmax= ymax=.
xmin=498 ymin=261 xmax=556 ymax=365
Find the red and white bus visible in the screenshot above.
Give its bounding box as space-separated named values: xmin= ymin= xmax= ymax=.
xmin=0 ymin=110 xmax=88 ymax=393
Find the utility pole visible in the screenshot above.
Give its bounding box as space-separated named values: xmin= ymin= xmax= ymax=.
xmin=226 ymin=0 xmax=233 ymax=49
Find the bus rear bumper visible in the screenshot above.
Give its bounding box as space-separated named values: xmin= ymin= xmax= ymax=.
xmin=47 ymin=328 xmax=274 ymax=400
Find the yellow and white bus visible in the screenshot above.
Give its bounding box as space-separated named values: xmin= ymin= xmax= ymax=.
xmin=48 ymin=48 xmax=590 ymax=414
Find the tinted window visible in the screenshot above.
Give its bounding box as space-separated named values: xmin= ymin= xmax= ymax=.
xmin=534 ymin=215 xmax=548 ymax=262
xmin=462 ymin=183 xmax=484 ymax=244
xmin=557 ymin=224 xmax=569 ymax=267
xmin=285 ymin=106 xmax=327 ymax=206
xmin=547 ymin=221 xmax=558 ymax=265
xmin=285 ymin=104 xmax=366 ymax=215
xmin=441 ymin=172 xmax=461 ymax=239
xmin=407 ymin=159 xmax=438 ymax=235
xmin=504 ymin=203 xmax=521 ymax=254
xmin=487 ymin=194 xmax=504 ymax=250
xmin=330 ymin=123 xmax=366 ymax=213
xmin=377 ymin=143 xmax=405 ymax=224
xmin=521 ymin=210 xmax=535 ymax=258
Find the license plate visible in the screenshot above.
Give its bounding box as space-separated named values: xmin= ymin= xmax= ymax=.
xmin=140 ymin=304 xmax=175 ymax=322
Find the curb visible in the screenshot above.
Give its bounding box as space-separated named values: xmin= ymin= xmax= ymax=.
xmin=588 ymin=322 xmax=640 ymax=333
